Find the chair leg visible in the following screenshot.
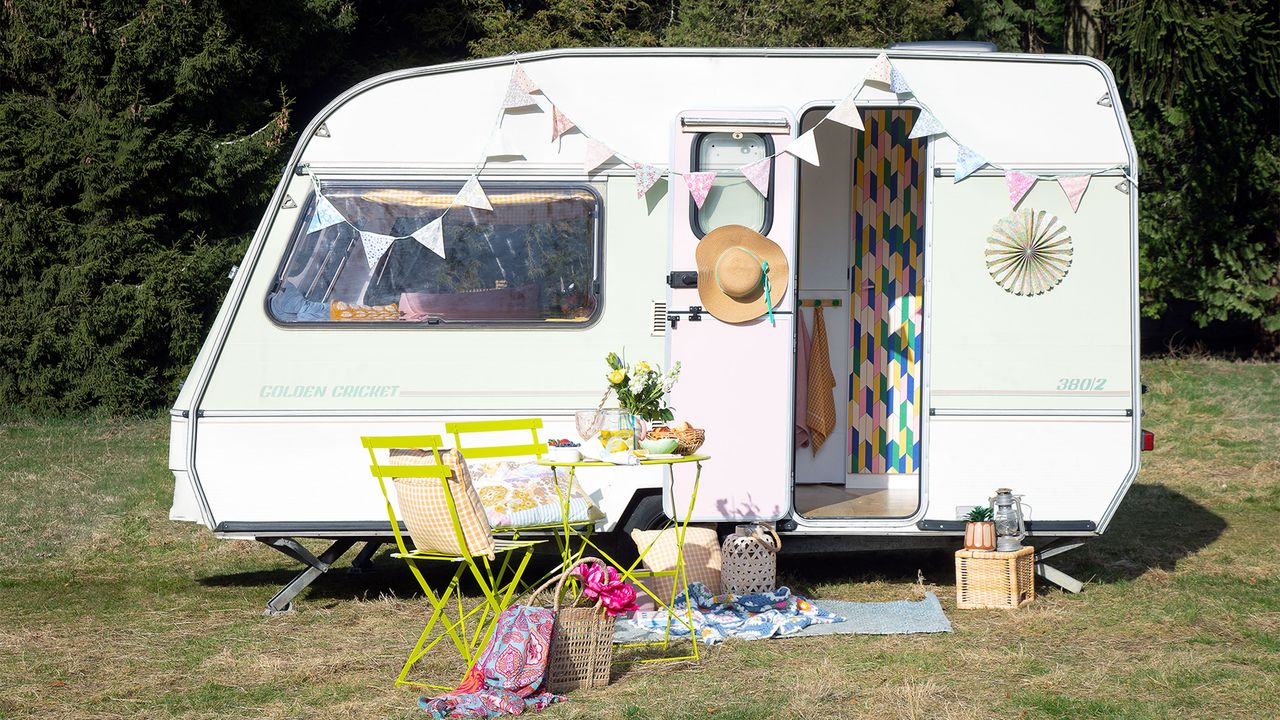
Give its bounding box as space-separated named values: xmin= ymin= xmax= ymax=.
xmin=396 ymin=561 xmax=474 ymax=689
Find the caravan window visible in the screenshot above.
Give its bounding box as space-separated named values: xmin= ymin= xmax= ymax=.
xmin=268 ymin=183 xmax=601 ymax=326
xmin=691 ymin=132 xmax=773 ymax=237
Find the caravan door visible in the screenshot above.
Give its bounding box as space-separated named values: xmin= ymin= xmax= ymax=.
xmin=665 ymin=110 xmax=796 ymax=522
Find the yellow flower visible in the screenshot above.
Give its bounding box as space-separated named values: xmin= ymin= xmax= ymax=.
xmin=609 ymin=369 xmax=626 ymax=385
xmin=635 ymin=361 xmax=651 ymax=375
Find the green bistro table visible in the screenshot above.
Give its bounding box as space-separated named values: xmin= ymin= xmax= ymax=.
xmin=537 ymin=454 xmax=709 ymax=663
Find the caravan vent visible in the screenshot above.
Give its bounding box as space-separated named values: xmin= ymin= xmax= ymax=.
xmin=651 ymin=301 xmax=668 ymax=337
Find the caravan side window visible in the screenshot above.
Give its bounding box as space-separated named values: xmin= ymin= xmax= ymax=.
xmin=267 ymin=183 xmax=601 ymax=326
xmin=691 ymin=132 xmax=773 ymax=237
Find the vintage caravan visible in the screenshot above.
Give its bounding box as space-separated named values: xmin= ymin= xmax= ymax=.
xmin=168 ymin=45 xmax=1145 ymax=612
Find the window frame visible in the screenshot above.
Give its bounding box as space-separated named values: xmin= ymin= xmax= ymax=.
xmin=265 ymin=179 xmax=606 ymax=330
xmin=689 ymin=132 xmax=775 ymax=239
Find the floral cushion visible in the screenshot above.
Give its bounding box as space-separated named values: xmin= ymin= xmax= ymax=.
xmin=469 ymin=461 xmax=604 ymax=529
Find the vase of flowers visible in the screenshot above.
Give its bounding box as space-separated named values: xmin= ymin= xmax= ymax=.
xmin=602 ymin=352 xmax=681 ymax=450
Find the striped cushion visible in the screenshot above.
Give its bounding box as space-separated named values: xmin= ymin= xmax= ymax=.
xmin=389 ymin=448 xmax=495 ymax=560
xmin=630 ymin=525 xmax=722 ymax=600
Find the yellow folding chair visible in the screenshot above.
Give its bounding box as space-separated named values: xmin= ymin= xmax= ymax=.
xmin=362 ymin=434 xmax=542 ymax=689
xmin=445 ymin=419 xmax=598 ymax=574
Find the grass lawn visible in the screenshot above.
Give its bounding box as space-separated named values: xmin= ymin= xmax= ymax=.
xmin=2 ymin=357 xmax=1278 ymax=719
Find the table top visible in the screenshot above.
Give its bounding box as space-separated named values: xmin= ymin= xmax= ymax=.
xmin=537 ymin=453 xmax=709 ymax=468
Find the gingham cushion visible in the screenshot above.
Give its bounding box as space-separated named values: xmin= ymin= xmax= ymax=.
xmin=389 ymin=448 xmax=495 ymax=559
xmin=629 ymin=525 xmax=722 ymax=600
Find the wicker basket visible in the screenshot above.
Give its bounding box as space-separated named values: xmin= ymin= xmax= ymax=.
xmin=646 ymin=425 xmax=705 ymax=455
xmin=955 ymin=546 xmax=1035 ymax=609
xmin=528 ymin=558 xmax=616 ymax=694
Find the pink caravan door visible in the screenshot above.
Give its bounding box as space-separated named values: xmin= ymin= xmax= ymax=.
xmin=665 ymin=110 xmax=796 ymax=522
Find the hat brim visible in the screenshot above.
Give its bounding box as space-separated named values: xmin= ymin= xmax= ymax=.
xmin=695 ymin=225 xmax=790 ymax=324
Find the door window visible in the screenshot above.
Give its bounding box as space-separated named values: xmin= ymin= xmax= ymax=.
xmin=692 ymin=132 xmax=772 ymax=237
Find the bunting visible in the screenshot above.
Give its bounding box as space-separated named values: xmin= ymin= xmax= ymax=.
xmin=954 ymin=144 xmax=988 ymax=182
xmin=864 ymin=53 xmax=893 ymax=85
xmin=502 ymin=67 xmax=538 ymax=109
xmin=889 ymin=67 xmax=912 ymax=94
xmin=583 ymin=138 xmax=616 ymax=173
xmin=784 ymin=129 xmax=821 ymax=166
xmin=485 ymin=128 xmax=519 ymax=159
xmin=684 ymin=172 xmax=716 ymax=209
xmin=1005 ymin=171 xmax=1036 ymax=208
xmin=907 ymin=109 xmax=945 ymax=139
xmin=454 ymin=176 xmax=493 ymax=211
xmin=411 ymin=217 xmax=446 ymax=259
xmin=741 ymin=157 xmax=772 ymax=197
xmin=359 ymin=231 xmax=397 ymax=270
xmin=550 ymin=106 xmax=576 ymax=142
xmin=633 ymin=163 xmax=662 ymax=198
xmin=826 ymin=93 xmax=865 ymax=130
xmin=307 ymin=193 xmax=346 ymax=234
xmin=1057 ymin=175 xmax=1091 ymax=212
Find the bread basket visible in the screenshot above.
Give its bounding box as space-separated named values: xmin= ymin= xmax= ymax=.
xmin=646 ymin=425 xmax=705 ymax=455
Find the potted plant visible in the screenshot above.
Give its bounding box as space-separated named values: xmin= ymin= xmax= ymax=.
xmin=963 ymin=505 xmax=996 ymax=551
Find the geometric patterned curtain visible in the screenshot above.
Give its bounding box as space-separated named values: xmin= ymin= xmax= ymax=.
xmin=849 ymin=108 xmax=925 ymax=474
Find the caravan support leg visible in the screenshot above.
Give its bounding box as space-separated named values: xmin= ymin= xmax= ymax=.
xmin=261 ymin=537 xmax=357 ymax=616
xmin=347 ymin=540 xmax=383 ymax=574
xmin=1034 ymin=539 xmax=1087 ymax=594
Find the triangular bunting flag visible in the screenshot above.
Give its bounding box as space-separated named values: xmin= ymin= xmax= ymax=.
xmin=1005 ymin=171 xmax=1036 ymax=208
xmin=511 ymin=65 xmax=538 ymax=94
xmin=453 ymin=176 xmax=493 ymax=211
xmin=864 ymin=53 xmax=892 ymax=85
xmin=908 ymin=109 xmax=945 ymax=139
xmin=683 ymin=172 xmax=716 ymax=209
xmin=583 ymin=138 xmax=615 ymax=173
xmin=485 ymin=127 xmax=520 ymax=159
xmin=550 ymin=106 xmax=576 ymax=142
xmin=740 ymin=157 xmax=771 ymax=197
xmin=825 ymin=93 xmax=864 ymax=130
xmin=1057 ymin=174 xmax=1091 ymax=212
xmin=306 ymin=193 xmax=346 ymax=234
xmin=633 ymin=163 xmax=662 ymax=198
xmin=889 ymin=66 xmax=912 ymax=94
xmin=411 ymin=216 xmax=446 ymax=259
xmin=783 ymin=129 xmax=821 ymax=166
xmin=502 ymin=68 xmax=538 ymax=109
xmin=359 ymin=231 xmax=397 ymax=270
xmin=954 ymin=144 xmax=988 ymax=182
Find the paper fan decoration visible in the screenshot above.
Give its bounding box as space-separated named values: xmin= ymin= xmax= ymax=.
xmin=985 ymin=209 xmax=1073 ymax=296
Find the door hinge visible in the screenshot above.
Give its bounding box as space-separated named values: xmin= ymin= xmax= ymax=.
xmin=667 ymin=305 xmax=704 ymax=328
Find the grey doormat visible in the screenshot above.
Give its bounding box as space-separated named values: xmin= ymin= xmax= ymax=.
xmin=613 ymin=592 xmax=952 ymax=643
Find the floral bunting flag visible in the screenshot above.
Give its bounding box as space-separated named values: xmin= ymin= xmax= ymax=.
xmin=306 ymin=193 xmax=346 ymax=234
xmin=511 ymin=66 xmax=538 ymax=94
xmin=683 ymin=171 xmax=716 ymax=209
xmin=889 ymin=66 xmax=912 ymax=94
xmin=907 ymin=109 xmax=945 ymax=139
xmin=359 ymin=231 xmax=397 ymax=270
xmin=550 ymin=106 xmax=576 ymax=142
xmin=633 ymin=163 xmax=663 ymax=198
xmin=825 ymin=93 xmax=864 ymax=130
xmin=954 ymin=144 xmax=988 ymax=182
xmin=411 ymin=216 xmax=446 ymax=259
xmin=864 ymin=53 xmax=893 ymax=85
xmin=502 ymin=68 xmax=538 ymax=109
xmin=454 ymin=176 xmax=493 ymax=211
xmin=783 ymin=128 xmax=821 ymax=166
xmin=740 ymin=157 xmax=771 ymax=197
xmin=583 ymin=138 xmax=616 ymax=173
xmin=1057 ymin=174 xmax=1091 ymax=212
xmin=1005 ymin=171 xmax=1036 ymax=208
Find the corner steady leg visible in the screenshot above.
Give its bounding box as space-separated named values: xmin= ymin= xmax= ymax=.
xmin=1034 ymin=539 xmax=1087 ymax=594
xmin=261 ymin=537 xmax=358 ymax=615
xmin=347 ymin=540 xmax=383 ymax=574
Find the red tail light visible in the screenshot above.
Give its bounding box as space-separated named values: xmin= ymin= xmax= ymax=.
xmin=1142 ymin=430 xmax=1154 ymax=451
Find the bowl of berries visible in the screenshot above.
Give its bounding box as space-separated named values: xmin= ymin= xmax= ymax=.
xmin=546 ymin=439 xmax=583 ymax=463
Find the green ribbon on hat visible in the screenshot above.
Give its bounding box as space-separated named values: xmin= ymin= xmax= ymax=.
xmin=713 ymin=246 xmax=774 ymax=327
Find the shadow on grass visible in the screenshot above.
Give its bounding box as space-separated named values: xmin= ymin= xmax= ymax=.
xmin=196 ymin=482 xmax=1226 ymax=607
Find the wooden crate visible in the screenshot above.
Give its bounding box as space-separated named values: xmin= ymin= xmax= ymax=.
xmin=955 ymin=546 xmax=1035 ymax=609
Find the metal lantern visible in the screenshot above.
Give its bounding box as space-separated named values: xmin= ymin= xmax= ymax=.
xmin=990 ymin=488 xmax=1027 ymax=552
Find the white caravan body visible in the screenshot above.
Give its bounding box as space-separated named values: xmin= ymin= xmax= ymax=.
xmin=169 ymin=47 xmax=1141 ymax=550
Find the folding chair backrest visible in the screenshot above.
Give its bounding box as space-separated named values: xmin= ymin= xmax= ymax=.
xmin=362 ymin=434 xmax=493 ymax=559
xmin=445 ymin=418 xmax=546 ymax=462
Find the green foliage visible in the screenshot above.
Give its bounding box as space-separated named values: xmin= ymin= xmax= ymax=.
xmin=966 ymin=505 xmax=994 ymax=522
xmin=664 ymin=0 xmax=963 ymax=47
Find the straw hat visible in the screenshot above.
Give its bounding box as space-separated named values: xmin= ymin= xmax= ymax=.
xmin=695 ymin=225 xmax=790 ymax=324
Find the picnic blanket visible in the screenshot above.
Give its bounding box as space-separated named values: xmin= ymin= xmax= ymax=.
xmin=623 ymin=584 xmax=845 ymax=645
xmin=419 ymin=605 xmax=563 ymax=718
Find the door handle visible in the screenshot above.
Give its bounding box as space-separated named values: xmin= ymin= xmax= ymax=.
xmin=668 ymin=271 xmax=698 ymax=289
